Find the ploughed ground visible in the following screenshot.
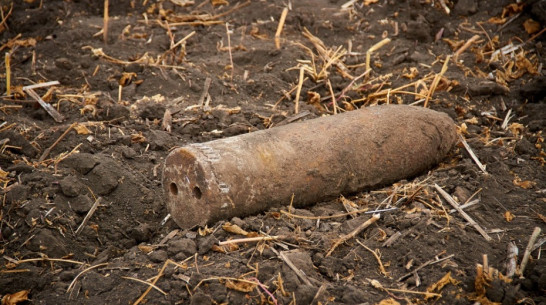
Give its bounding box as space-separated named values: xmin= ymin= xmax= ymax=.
xmin=0 ymin=0 xmax=545 ymax=304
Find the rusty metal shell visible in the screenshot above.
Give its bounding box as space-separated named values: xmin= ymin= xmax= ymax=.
xmin=163 ymin=105 xmax=457 ymax=229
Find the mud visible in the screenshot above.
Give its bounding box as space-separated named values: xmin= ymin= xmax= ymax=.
xmin=0 ymin=0 xmax=545 ymax=304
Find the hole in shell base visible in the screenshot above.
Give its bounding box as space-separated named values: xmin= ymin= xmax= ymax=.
xmin=169 ymin=183 xmax=178 ymax=196
xmin=192 ymin=186 xmax=202 ymax=199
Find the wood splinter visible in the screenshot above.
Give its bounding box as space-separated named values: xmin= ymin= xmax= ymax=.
xmin=326 ymin=214 xmax=380 ymax=257
xmin=435 ymin=184 xmax=492 ymax=241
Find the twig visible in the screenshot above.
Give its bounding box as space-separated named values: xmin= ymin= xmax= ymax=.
xmin=326 ymin=79 xmax=337 ymax=114
xmin=438 ymin=0 xmax=450 ymax=14
xmin=210 ymin=0 xmax=251 ymax=20
xmin=397 ymin=254 xmax=454 ymax=282
xmin=15 ymin=257 xmax=85 ymax=266
xmin=326 ymin=213 xmax=380 ymax=257
xmin=448 ymin=198 xmax=480 ymax=214
xmin=501 ymin=109 xmax=513 ymax=130
xmin=67 ymin=263 xmax=108 ymax=293
xmin=365 ymin=38 xmax=391 ymax=72
xmin=454 ymin=34 xmax=480 ymax=61
xmin=382 ymin=231 xmax=402 ymax=248
xmin=75 ymin=197 xmax=102 ymax=235
xmin=281 ymin=207 xmax=369 ymax=220
xmin=335 ymin=69 xmax=371 ymax=103
xmin=459 ymin=135 xmax=487 ymax=174
xmin=506 ymin=241 xmax=518 ymax=277
xmin=424 ymin=55 xmax=450 ymax=108
xmin=24 ymin=87 xmax=64 ymax=123
xmin=273 ymin=84 xmax=299 ymax=109
xmin=22 ymin=81 xmax=60 ymax=91
xmin=518 ymin=227 xmax=542 ymax=277
xmin=169 ymin=31 xmax=195 ymax=51
xmin=369 ymin=279 xmax=441 ymax=298
xmin=193 ymin=276 xmax=260 ymax=292
xmin=483 ymin=254 xmax=489 ymax=277
xmin=122 ymin=276 xmax=167 ymax=295
xmin=159 ymin=229 xmax=179 ymax=245
xmin=0 ymin=3 xmax=13 ymax=32
xmin=526 ymin=27 xmax=546 ymax=44
xmin=1 ymin=269 xmax=30 ymax=273
xmin=495 ymin=13 xmax=522 ymax=33
xmin=198 ymin=77 xmax=212 ymax=109
xmin=434 ymin=184 xmax=492 ymax=241
xmin=0 ymin=33 xmax=21 ymax=52
xmin=38 ymin=122 xmax=77 ymax=162
xmin=5 ymin=52 xmax=10 ymax=96
xmin=274 ymin=7 xmax=288 ymax=49
xmin=103 ymin=0 xmax=109 ymax=43
xmin=226 ymin=22 xmax=234 ymax=82
xmin=341 ymin=0 xmax=358 ymax=9
xmin=294 ymin=66 xmax=305 ymax=114
xmin=218 ymin=235 xmax=282 ymax=246
xmin=311 ymin=284 xmax=327 ymax=304
xmin=278 ymin=251 xmax=313 ymax=286
xmin=356 ymin=240 xmax=389 ymax=276
xmin=133 ymin=259 xmax=172 ymax=305
xmin=301 ymin=28 xmax=352 ymax=79
xmin=531 ymin=237 xmax=546 ymax=253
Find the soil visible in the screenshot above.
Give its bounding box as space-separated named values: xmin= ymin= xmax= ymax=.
xmin=1 ymin=0 xmax=545 ymax=304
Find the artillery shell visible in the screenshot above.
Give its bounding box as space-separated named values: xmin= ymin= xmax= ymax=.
xmin=163 ymin=104 xmax=457 ymax=229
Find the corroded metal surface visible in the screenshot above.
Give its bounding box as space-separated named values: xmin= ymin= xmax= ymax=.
xmin=163 ymin=104 xmax=457 ymax=229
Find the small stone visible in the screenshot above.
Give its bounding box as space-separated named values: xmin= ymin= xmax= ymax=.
xmin=59 ymin=176 xmax=85 ymax=197
xmin=0 ymin=130 xmax=38 ymax=158
xmin=295 ymin=285 xmax=317 ymax=305
xmin=129 ymin=223 xmax=153 ymax=243
xmin=229 ymin=217 xmax=246 ymax=229
xmin=197 ymin=235 xmax=218 ymax=254
xmin=341 ymin=285 xmax=367 ymax=303
xmin=61 ymin=153 xmax=98 ymax=174
xmin=485 ymin=279 xmax=505 ymax=302
xmin=453 ymin=186 xmax=471 ymax=203
xmin=27 ymin=229 xmax=68 ymax=257
xmin=340 ymin=215 xmax=369 ymax=234
xmin=149 ymin=249 xmax=168 ymax=263
xmin=531 ymin=0 xmax=546 ymax=24
xmin=190 ymin=292 xmax=212 ymax=305
xmin=406 ymin=19 xmax=431 ymax=42
xmin=124 ymin=63 xmax=144 ymax=73
xmin=409 ymin=51 xmax=432 ymax=63
xmin=120 ymin=146 xmax=137 ymax=159
xmin=54 ymin=57 xmax=73 ymax=70
xmin=59 ymin=270 xmax=79 ymax=281
xmin=70 ymin=195 xmax=93 ymax=214
xmin=5 ymin=184 xmax=30 ymax=204
xmin=86 ymin=160 xmax=120 ymax=195
xmin=257 ymin=261 xmax=277 ymax=283
xmin=282 ymin=251 xmax=315 ymax=277
xmin=98 ymin=104 xmax=130 ymax=121
xmin=454 ymin=0 xmax=478 ymax=16
xmin=139 ymin=103 xmax=166 ymax=120
xmin=223 ymin=124 xmax=250 ymax=137
xmin=468 ymin=80 xmax=509 ymax=96
xmin=7 ymin=163 xmax=34 ymax=173
xmin=168 ymin=238 xmax=197 ymax=257
xmin=148 ymin=130 xmax=173 ymax=151
xmin=208 ymin=281 xmax=227 ymax=303
xmin=81 ymin=271 xmax=115 ymax=295
xmin=515 ymin=138 xmax=537 ymax=156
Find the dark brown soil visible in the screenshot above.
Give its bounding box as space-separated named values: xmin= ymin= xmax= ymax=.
xmin=1 ymin=0 xmax=545 ymax=304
